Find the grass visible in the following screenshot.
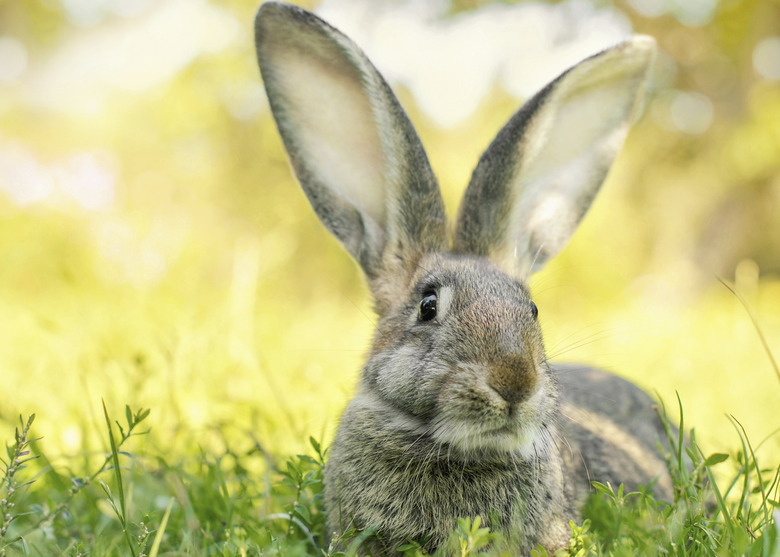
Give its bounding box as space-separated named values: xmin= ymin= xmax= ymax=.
xmin=0 ymin=395 xmax=777 ymax=556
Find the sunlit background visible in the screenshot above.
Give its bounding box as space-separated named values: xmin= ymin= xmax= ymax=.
xmin=1 ymin=0 xmax=778 ymax=471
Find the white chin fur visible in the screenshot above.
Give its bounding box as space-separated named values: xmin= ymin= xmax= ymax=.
xmin=431 ymin=384 xmax=547 ymax=459
xmin=430 ymin=420 xmax=541 ymax=459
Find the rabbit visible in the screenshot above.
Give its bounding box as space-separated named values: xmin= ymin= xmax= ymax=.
xmin=254 ymin=2 xmax=670 ymax=554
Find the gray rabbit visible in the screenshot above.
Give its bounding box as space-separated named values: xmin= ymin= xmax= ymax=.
xmin=254 ymin=2 xmax=670 ymax=554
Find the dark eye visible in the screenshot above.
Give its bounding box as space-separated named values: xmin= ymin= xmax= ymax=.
xmin=530 ymin=301 xmax=538 ymax=319
xmin=418 ymin=292 xmax=438 ymax=322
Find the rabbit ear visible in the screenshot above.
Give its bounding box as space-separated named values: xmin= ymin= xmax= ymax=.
xmin=453 ymin=37 xmax=656 ymax=278
xmin=255 ymin=2 xmax=447 ymax=288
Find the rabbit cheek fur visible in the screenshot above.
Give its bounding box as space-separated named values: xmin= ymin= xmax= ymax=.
xmin=254 ymin=2 xmax=664 ymax=554
xmin=323 ymin=254 xmax=572 ymax=553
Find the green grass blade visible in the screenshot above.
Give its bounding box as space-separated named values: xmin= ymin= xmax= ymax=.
xmin=102 ymin=399 xmax=136 ymax=557
xmin=148 ymin=498 xmax=174 ymax=557
xmin=718 ymin=278 xmax=780 ymax=385
xmin=732 ymin=416 xmax=770 ymax=523
xmin=675 ymin=392 xmax=685 ymax=480
xmin=728 ymin=415 xmax=752 ymax=524
xmin=703 ymin=445 xmax=734 ymax=535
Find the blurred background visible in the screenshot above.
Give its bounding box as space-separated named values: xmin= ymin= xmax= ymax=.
xmin=0 ymin=0 xmax=778 ymax=468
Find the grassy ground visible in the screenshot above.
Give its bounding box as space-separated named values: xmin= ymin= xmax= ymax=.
xmin=0 ymin=394 xmax=778 ymax=556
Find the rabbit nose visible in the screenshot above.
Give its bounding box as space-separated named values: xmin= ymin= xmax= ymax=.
xmin=488 ymin=353 xmax=538 ymax=405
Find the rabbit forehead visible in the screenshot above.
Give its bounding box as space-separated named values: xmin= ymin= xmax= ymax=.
xmin=411 ymin=253 xmax=532 ymax=302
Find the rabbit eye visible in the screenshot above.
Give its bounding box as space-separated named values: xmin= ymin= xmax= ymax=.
xmin=530 ymin=301 xmax=539 ymax=319
xmin=418 ymin=292 xmax=438 ymax=322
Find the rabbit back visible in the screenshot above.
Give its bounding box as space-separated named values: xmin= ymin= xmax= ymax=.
xmin=554 ymin=364 xmax=672 ymax=505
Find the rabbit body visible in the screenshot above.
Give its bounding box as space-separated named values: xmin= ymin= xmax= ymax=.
xmin=254 ymin=2 xmax=668 ymax=553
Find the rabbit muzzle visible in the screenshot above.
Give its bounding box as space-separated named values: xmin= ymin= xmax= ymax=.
xmin=453 ymin=295 xmax=545 ymax=405
xmin=487 ymin=352 xmax=540 ymax=406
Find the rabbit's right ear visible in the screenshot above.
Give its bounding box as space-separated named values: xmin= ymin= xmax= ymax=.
xmin=255 ymin=2 xmax=447 ymax=295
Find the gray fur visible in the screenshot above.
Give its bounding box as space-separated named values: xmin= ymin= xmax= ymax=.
xmin=254 ymin=2 xmax=665 ymax=554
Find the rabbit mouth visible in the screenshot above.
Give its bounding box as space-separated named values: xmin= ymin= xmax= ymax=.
xmin=429 ymin=418 xmax=542 ymax=459
xmin=429 ymin=384 xmax=548 ymax=459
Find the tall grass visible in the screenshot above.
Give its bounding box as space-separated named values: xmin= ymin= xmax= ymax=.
xmin=0 ymin=396 xmax=776 ymax=556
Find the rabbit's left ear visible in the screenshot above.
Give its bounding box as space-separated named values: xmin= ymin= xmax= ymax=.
xmin=454 ymin=37 xmax=656 ymax=278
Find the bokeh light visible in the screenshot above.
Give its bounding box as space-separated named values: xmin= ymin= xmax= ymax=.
xmin=753 ymin=36 xmax=780 ymax=81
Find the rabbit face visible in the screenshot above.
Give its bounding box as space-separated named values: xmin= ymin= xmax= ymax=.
xmin=363 ymin=254 xmax=557 ymax=459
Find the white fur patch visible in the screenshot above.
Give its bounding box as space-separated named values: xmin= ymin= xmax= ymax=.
xmin=436 ymin=285 xmax=453 ymax=321
xmin=432 ymin=381 xmax=548 ymax=459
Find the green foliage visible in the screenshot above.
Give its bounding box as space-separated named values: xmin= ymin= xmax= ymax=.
xmin=0 ymin=398 xmax=777 ymax=556
xmin=1 ymin=414 xmax=40 ymax=557
xmin=573 ymin=397 xmax=780 ymax=557
xmin=452 ymin=516 xmax=497 ymax=556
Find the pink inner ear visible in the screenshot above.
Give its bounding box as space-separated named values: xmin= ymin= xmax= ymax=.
xmin=269 ymin=40 xmax=388 ymax=229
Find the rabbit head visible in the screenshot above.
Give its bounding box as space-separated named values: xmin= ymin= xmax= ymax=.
xmin=361 ymin=253 xmax=554 ymax=460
